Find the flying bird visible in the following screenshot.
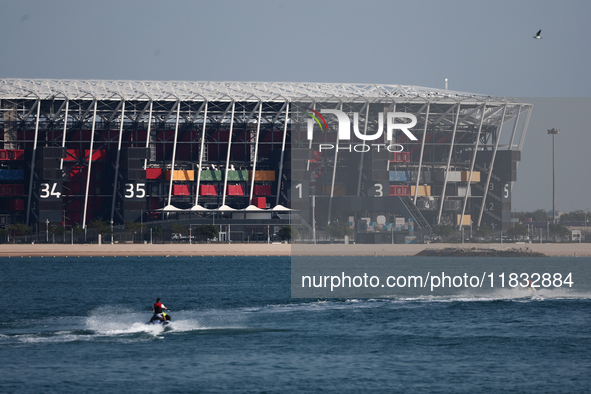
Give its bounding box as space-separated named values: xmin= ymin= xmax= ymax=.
xmin=534 ymin=30 xmax=542 ymax=39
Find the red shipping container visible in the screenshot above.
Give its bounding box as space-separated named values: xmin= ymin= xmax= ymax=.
xmin=389 ymin=185 xmax=411 ymax=196
xmin=146 ymin=168 xmax=164 ymax=179
xmin=392 ymin=152 xmax=411 ymax=163
xmin=199 ymin=185 xmax=217 ymax=196
xmin=253 ymin=184 xmax=272 ymax=196
xmin=173 ymin=184 xmax=191 ymax=195
xmin=0 ymin=150 xmax=25 ymax=160
xmin=252 ymin=197 xmax=266 ymax=209
xmin=10 ymin=199 xmax=25 ymax=210
xmin=0 ymin=184 xmax=23 ymax=195
xmin=227 ymin=184 xmax=244 ymax=196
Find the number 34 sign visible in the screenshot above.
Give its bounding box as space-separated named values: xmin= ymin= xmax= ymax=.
xmin=40 ymin=182 xmax=62 ymax=199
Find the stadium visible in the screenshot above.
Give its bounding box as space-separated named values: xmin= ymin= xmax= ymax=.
xmin=0 ymin=79 xmax=532 ymax=243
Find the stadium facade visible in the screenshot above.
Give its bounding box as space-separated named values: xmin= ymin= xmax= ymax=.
xmin=0 ymin=79 xmax=532 ymax=242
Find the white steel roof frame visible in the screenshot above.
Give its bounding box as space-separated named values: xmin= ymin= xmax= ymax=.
xmin=0 ymin=78 xmax=524 ymax=105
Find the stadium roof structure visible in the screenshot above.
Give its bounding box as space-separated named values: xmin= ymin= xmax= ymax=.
xmin=0 ymin=78 xmax=522 ymax=104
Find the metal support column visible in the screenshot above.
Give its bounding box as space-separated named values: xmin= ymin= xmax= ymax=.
xmin=82 ymin=100 xmax=98 ymax=229
xmin=459 ymin=105 xmax=486 ymax=229
xmin=59 ymin=100 xmax=69 ymax=170
xmin=143 ymin=100 xmax=153 ymax=170
xmin=275 ymin=102 xmax=290 ymax=206
xmin=355 ymin=102 xmax=371 ymax=196
xmin=110 ymin=100 xmax=125 ymax=222
xmin=221 ymin=102 xmax=236 ymax=207
xmin=508 ymin=105 xmax=521 ymax=150
xmin=436 ymin=104 xmax=461 ymax=225
xmin=25 ymin=99 xmax=41 ymax=225
xmin=194 ymin=101 xmax=208 ymax=206
xmin=413 ymin=103 xmax=430 ymax=204
xmin=477 ymin=105 xmax=507 ymax=227
xmin=166 ymin=101 xmax=181 ymax=207
xmin=248 ymin=102 xmax=263 ymax=205
xmin=327 ymin=102 xmax=342 ymax=225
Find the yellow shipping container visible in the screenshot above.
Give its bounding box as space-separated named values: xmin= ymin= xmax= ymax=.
xmin=456 ymin=214 xmax=471 ymax=226
xmin=410 ymin=185 xmax=431 ymax=196
xmin=248 ymin=170 xmax=275 ymax=181
xmin=165 ymin=170 xmax=195 ymax=181
xmin=461 ymin=171 xmax=480 ymax=182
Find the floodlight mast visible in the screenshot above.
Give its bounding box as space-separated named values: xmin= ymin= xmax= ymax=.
xmin=547 ymin=128 xmax=560 ymax=223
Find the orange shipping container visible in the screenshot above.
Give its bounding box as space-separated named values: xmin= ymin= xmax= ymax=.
xmin=410 ymin=185 xmax=431 ymax=196
xmin=456 ymin=214 xmax=472 ymax=226
xmin=165 ymin=170 xmax=194 ymax=181
xmin=248 ymin=170 xmax=275 ymax=181
xmin=461 ymin=171 xmax=481 ymax=182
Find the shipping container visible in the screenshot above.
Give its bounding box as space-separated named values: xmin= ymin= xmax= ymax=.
xmin=227 ymin=184 xmax=245 ymax=195
xmin=410 ymin=185 xmax=431 ymax=196
xmin=173 ymin=184 xmax=191 ymax=195
xmin=410 ymin=171 xmax=432 ymax=183
xmin=253 ymin=184 xmax=272 ymax=196
xmin=199 ymin=185 xmax=218 ymax=196
xmin=9 ymin=199 xmax=25 ymax=210
xmin=226 ymin=170 xmax=249 ymax=181
xmin=456 ymin=214 xmax=471 ymax=226
xmin=146 ymin=168 xmax=164 ymax=179
xmin=443 ymin=200 xmax=461 ymax=211
xmin=457 ymin=185 xmax=471 ymax=197
xmin=248 ymin=170 xmax=275 ymax=181
xmin=165 ymin=170 xmax=194 ymax=181
xmin=392 ymin=152 xmax=411 ymax=162
xmin=200 ymin=170 xmax=223 ymax=181
xmin=252 ymin=197 xmax=266 ymax=209
xmin=461 ymin=171 xmax=481 ymax=182
xmin=389 ymin=171 xmax=410 ymax=182
xmin=0 ymin=184 xmax=24 ymax=195
xmin=389 ymin=185 xmax=411 ymax=196
xmin=0 ymin=169 xmax=24 ymax=181
xmin=433 ymin=170 xmax=462 ymax=182
xmin=0 ymin=149 xmax=25 ymax=160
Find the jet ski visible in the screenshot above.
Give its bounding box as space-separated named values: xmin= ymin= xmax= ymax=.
xmin=147 ymin=312 xmax=171 ymax=325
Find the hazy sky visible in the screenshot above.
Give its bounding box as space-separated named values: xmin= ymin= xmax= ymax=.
xmin=1 ymin=0 xmax=590 ymax=212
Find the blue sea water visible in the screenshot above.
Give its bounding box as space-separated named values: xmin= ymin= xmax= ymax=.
xmin=1 ymin=255 xmax=590 ymax=393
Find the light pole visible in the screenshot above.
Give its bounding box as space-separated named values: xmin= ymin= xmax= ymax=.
xmin=548 ymin=128 xmax=560 ymax=223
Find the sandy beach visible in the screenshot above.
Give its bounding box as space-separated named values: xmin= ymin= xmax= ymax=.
xmin=1 ymin=242 xmax=590 ymax=257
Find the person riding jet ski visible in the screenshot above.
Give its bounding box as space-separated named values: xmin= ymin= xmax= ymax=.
xmin=149 ymin=298 xmax=171 ymax=324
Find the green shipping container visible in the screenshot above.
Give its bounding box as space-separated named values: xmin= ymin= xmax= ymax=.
xmin=226 ymin=170 xmax=248 ymax=181
xmin=200 ymin=170 xmax=223 ymax=181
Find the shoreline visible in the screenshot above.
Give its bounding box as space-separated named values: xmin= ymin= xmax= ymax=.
xmin=1 ymin=243 xmax=591 ymax=257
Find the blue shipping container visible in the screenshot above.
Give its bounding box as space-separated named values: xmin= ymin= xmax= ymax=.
xmin=0 ymin=169 xmax=24 ymax=180
xmin=389 ymin=171 xmax=410 ymax=182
